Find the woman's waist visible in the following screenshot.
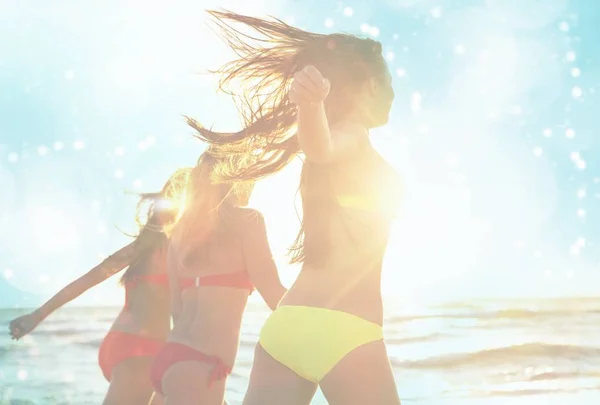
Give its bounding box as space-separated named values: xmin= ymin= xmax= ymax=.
xmin=309 ymin=237 xmax=389 ymax=266
xmin=292 ymin=262 xmax=383 ymax=290
xmin=124 ymin=289 xmax=170 ymax=318
xmin=166 ymin=329 xmax=242 ymax=365
xmin=110 ymin=312 xmax=170 ymax=341
xmin=282 ymin=275 xmax=383 ymax=325
xmin=277 ymin=301 xmax=383 ymax=327
xmin=171 ymin=303 xmax=245 ymax=339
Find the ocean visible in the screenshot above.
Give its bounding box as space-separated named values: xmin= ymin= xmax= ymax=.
xmin=1 ymin=297 xmax=600 ymax=405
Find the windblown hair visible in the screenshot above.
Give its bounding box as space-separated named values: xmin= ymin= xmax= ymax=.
xmin=168 ymin=151 xmax=251 ymax=267
xmin=120 ymin=168 xmax=190 ymax=284
xmin=191 ymin=10 xmax=387 ymax=266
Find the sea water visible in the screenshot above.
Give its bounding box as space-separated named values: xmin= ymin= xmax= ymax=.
xmin=1 ymin=298 xmax=600 ymax=404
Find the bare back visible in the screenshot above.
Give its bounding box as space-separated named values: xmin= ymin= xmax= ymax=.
xmin=167 ymin=206 xmax=284 ymax=365
xmin=283 ymin=145 xmax=401 ymax=324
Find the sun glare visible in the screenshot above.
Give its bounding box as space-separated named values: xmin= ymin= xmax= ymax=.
xmin=26 ymin=204 xmax=81 ymax=254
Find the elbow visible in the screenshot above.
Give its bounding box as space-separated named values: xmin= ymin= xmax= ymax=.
xmin=171 ymin=301 xmax=182 ymax=319
xmin=266 ymin=299 xmax=279 ymax=311
xmin=266 ymin=285 xmax=287 ymax=311
xmin=171 ymin=312 xmax=180 ymax=325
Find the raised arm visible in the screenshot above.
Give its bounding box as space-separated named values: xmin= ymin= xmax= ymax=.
xmin=291 ymin=65 xmax=367 ymax=164
xmin=241 ymin=210 xmax=287 ymax=310
xmin=9 ymin=243 xmax=135 ymax=339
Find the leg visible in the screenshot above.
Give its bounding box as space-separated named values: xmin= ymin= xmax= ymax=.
xmin=242 ymin=344 xmax=317 ymax=405
xmin=102 ymin=357 xmax=155 ymax=405
xmin=320 ymin=340 xmax=401 ymax=405
xmin=162 ymin=360 xmax=226 ymax=405
xmin=151 ymin=390 xmax=225 ymax=405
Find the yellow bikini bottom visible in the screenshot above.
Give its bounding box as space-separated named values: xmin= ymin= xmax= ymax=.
xmin=259 ymin=305 xmax=383 ymax=382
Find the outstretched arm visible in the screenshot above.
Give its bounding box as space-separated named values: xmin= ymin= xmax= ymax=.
xmin=241 ymin=210 xmax=287 ymax=310
xmin=34 ymin=243 xmax=135 ymax=320
xmin=9 ymin=243 xmax=135 ymax=339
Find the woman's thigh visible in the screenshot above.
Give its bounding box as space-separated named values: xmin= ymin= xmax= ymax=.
xmin=320 ymin=340 xmax=401 ymax=405
xmin=161 ymin=360 xmax=227 ymax=405
xmin=102 ymin=356 xmax=155 ymax=405
xmin=242 ymin=344 xmax=318 ymax=405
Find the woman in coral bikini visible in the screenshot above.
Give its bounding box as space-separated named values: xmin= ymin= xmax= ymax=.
xmin=148 ymin=150 xmax=286 ymax=405
xmin=9 ymin=168 xmax=188 ymax=405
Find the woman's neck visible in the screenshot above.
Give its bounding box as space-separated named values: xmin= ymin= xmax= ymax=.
xmin=338 ymin=109 xmax=369 ymax=133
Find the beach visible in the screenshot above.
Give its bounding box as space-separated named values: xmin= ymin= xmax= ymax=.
xmin=2 ymin=297 xmax=599 ymax=404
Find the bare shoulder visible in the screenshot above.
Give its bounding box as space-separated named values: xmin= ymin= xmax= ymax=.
xmin=232 ymin=207 xmax=266 ymax=233
xmin=233 ymin=206 xmax=264 ymax=221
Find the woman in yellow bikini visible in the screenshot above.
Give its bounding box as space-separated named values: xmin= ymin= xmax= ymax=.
xmin=195 ymin=10 xmax=402 ymax=405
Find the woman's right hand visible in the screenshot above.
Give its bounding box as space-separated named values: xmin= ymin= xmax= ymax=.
xmin=9 ymin=312 xmax=42 ymax=340
xmin=289 ymin=65 xmax=331 ymax=106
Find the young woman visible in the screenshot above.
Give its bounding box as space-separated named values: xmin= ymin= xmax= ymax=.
xmin=190 ymin=10 xmax=402 ymax=405
xmin=148 ymin=151 xmax=286 ymax=405
xmin=8 ymin=169 xmax=189 ymax=405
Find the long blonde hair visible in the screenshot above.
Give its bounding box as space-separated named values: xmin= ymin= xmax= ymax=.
xmin=120 ymin=168 xmax=189 ymax=284
xmin=168 ymin=152 xmax=246 ymax=264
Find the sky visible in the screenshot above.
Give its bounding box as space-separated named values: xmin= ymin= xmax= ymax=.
xmin=1 ymin=0 xmax=599 ymax=309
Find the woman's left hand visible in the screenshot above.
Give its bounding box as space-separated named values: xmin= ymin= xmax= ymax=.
xmin=9 ymin=312 xmax=41 ymax=340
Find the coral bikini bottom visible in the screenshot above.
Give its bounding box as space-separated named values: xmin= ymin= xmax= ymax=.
xmin=98 ymin=330 xmax=164 ymax=381
xmin=150 ymin=342 xmax=232 ymax=395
